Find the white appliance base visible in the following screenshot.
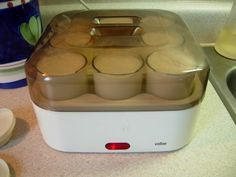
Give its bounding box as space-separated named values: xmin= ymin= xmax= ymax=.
xmin=33 ymin=103 xmax=199 ymax=153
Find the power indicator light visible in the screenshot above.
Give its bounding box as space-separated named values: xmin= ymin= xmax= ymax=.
xmin=105 ymin=142 xmax=130 ymax=150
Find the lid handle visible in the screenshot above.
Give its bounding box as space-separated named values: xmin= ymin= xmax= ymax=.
xmin=93 ymin=16 xmax=140 ymax=25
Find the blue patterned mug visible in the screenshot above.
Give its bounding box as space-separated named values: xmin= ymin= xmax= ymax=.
xmin=0 ymin=0 xmax=42 ymax=88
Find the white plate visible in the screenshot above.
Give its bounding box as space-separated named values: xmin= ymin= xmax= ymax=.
xmin=0 ymin=159 xmax=10 ymax=177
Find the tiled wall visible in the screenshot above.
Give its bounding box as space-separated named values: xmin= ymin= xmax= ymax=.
xmin=39 ymin=0 xmax=234 ymax=44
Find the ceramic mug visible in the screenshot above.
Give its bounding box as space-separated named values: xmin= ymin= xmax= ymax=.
xmin=0 ymin=0 xmax=41 ymax=88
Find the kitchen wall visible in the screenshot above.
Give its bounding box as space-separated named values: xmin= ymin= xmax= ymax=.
xmin=38 ymin=0 xmax=234 ymax=44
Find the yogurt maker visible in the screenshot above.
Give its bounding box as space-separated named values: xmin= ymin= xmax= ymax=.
xmin=25 ymin=10 xmax=209 ymax=152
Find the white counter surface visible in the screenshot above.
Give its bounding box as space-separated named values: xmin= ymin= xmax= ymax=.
xmin=0 ymin=82 xmax=236 ymax=177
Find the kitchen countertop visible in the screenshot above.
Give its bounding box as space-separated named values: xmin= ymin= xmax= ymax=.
xmin=0 ymin=82 xmax=235 ymax=177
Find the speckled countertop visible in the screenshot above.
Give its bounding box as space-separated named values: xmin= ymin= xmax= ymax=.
xmin=0 ymin=82 xmax=236 ymax=177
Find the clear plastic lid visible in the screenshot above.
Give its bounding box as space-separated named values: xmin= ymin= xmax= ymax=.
xmin=25 ymin=10 xmax=209 ymax=111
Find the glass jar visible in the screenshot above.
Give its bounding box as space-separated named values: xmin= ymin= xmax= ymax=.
xmin=215 ymin=1 xmax=236 ymax=59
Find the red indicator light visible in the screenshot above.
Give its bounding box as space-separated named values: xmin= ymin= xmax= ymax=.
xmin=105 ymin=142 xmax=130 ymax=150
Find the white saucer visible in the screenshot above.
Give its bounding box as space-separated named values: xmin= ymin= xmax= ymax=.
xmin=0 ymin=108 xmax=16 ymax=147
xmin=0 ymin=159 xmax=10 ymax=177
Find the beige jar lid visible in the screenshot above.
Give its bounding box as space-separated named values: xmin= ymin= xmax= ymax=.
xmin=64 ymin=32 xmax=91 ymax=46
xmin=147 ymin=49 xmax=197 ymax=75
xmin=37 ymin=52 xmax=87 ymax=76
xmin=141 ymin=15 xmax=175 ymax=28
xmin=93 ymin=54 xmax=143 ymax=75
xmin=50 ymin=31 xmax=91 ymax=48
xmin=70 ymin=17 xmax=92 ymax=32
xmin=142 ymin=31 xmax=184 ymax=47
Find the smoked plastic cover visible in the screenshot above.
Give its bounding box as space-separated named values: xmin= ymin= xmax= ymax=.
xmin=25 ymin=10 xmax=209 ymax=111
